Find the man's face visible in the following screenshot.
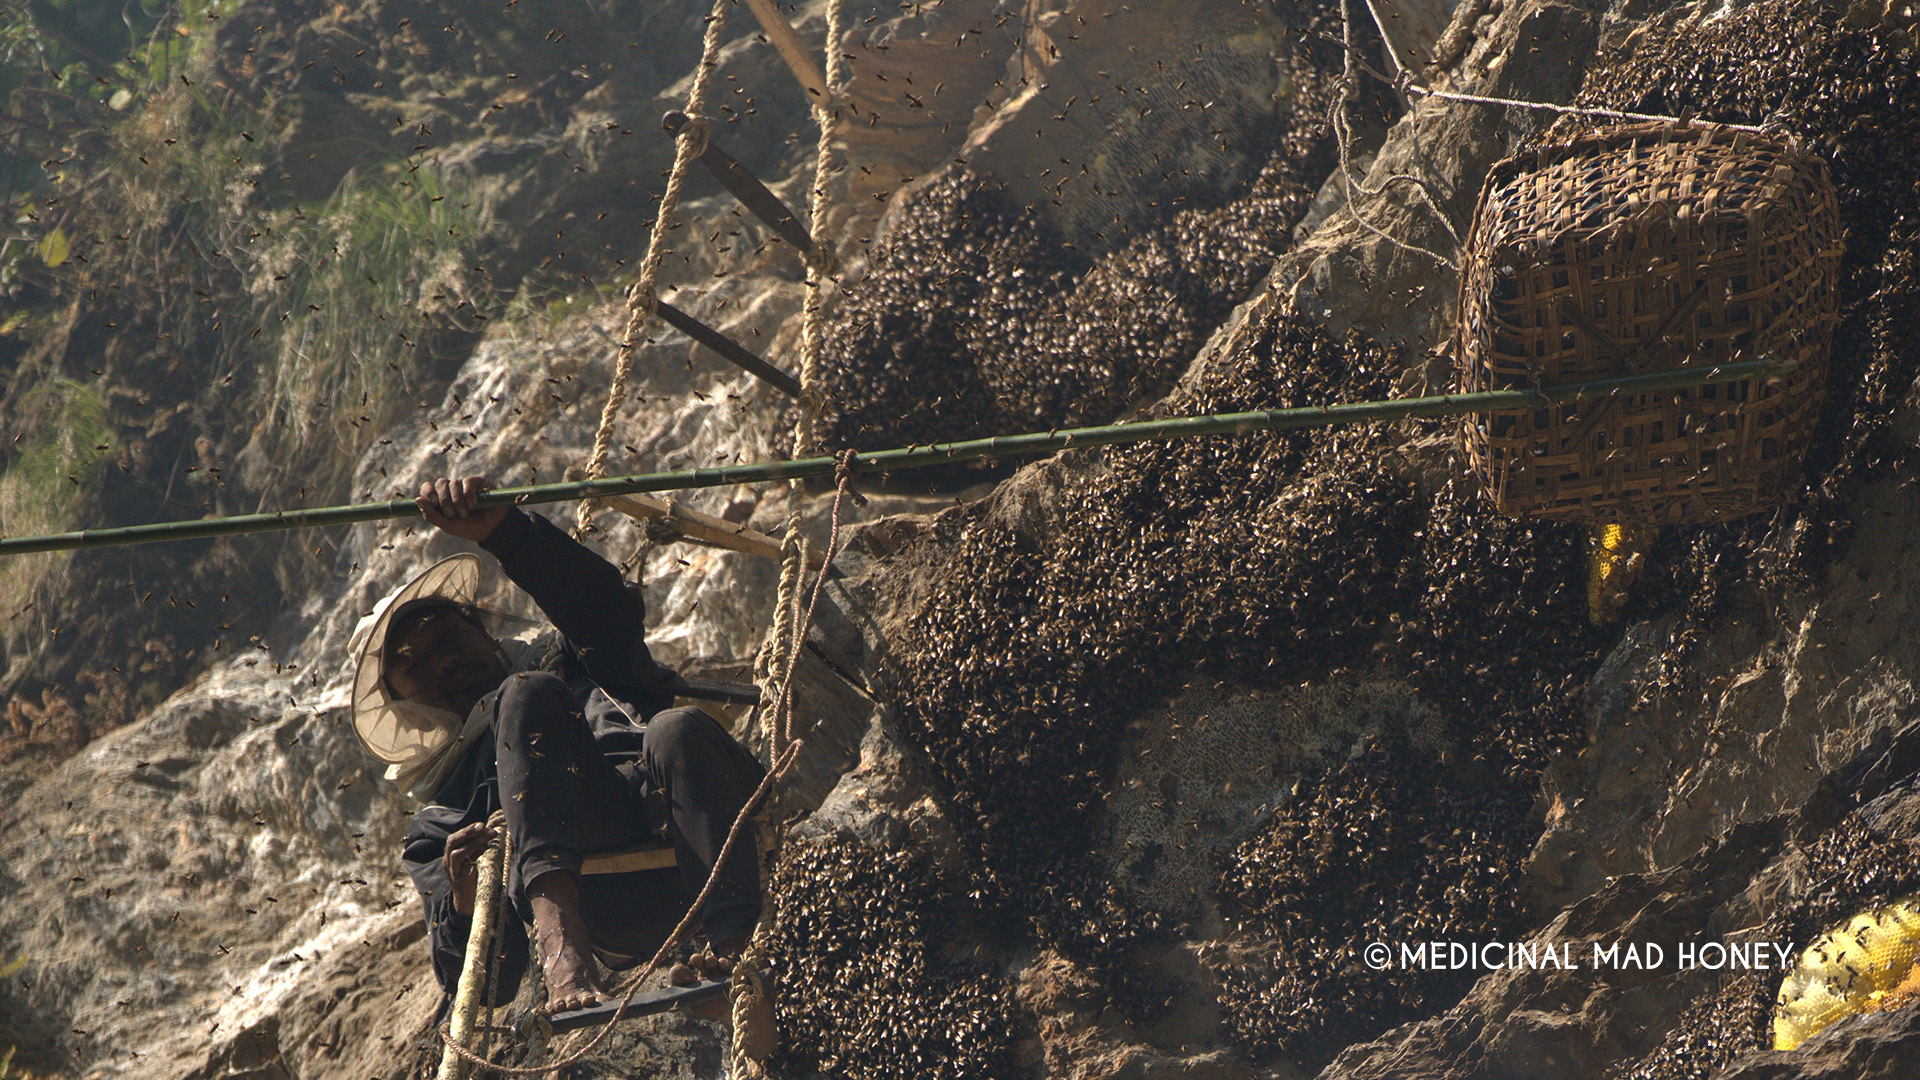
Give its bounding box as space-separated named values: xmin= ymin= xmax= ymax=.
xmin=384 ymin=606 xmax=508 ymax=717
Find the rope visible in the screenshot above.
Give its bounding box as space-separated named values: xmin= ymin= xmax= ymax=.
xmin=436 ymin=458 xmax=859 ymax=1076
xmin=765 ymin=0 xmax=849 ymax=748
xmin=1406 ymin=85 xmax=1767 ymax=134
xmin=735 ymin=11 xmax=852 ymax=1070
xmin=574 ymin=0 xmax=734 ymax=538
xmin=1311 ymin=26 xmax=1769 ymax=132
xmin=1317 ymin=4 xmax=1768 ymax=274
xmin=481 ymin=813 xmax=513 ymax=1064
xmin=727 ymin=937 xmax=776 ymax=1078
xmin=1331 ymin=0 xmax=1464 ymax=271
xmin=436 ymin=811 xmax=511 ymax=1080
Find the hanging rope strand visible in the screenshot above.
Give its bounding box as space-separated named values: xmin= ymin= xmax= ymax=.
xmin=1331 ymin=0 xmax=1464 ymax=271
xmin=1309 ymin=26 xmax=1768 ymax=132
xmin=739 ymin=7 xmax=852 ymax=1069
xmin=766 ymin=0 xmax=849 ymax=747
xmin=575 ymin=0 xmax=734 ymax=537
xmin=1319 ymin=3 xmax=1769 ymax=274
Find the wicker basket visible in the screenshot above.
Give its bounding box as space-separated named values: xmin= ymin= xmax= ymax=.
xmin=1455 ymin=123 xmax=1843 ymax=525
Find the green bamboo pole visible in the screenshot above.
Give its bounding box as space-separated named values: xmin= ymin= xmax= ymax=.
xmin=0 ymin=356 xmax=1797 ymax=558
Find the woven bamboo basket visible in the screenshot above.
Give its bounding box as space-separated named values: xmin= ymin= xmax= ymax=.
xmin=1455 ymin=123 xmax=1843 ymax=525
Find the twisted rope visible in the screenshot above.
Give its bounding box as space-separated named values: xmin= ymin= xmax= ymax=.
xmin=1310 ymin=25 xmax=1768 ymax=132
xmin=480 ymin=813 xmax=513 ymax=1064
xmin=727 ymin=940 xmax=776 ymax=1078
xmin=744 ymin=25 xmax=852 ymax=1075
xmin=1318 ymin=3 xmax=1768 ymax=274
xmin=575 ymin=0 xmax=734 ymax=537
xmin=436 ymin=811 xmax=511 ymax=1080
xmin=1406 ymin=85 xmax=1766 ymax=133
xmin=765 ymin=0 xmax=849 ymax=749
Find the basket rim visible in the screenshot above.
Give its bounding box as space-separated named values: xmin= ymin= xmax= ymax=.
xmin=1479 ymin=120 xmax=1825 ymax=198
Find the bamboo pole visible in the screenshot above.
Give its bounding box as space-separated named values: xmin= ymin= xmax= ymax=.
xmin=0 ymin=356 xmax=1797 ymax=558
xmin=738 ymin=0 xmax=832 ymax=106
xmin=436 ymin=820 xmax=508 ymax=1080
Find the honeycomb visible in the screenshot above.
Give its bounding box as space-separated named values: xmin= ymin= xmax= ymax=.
xmin=1772 ymin=896 xmax=1920 ymax=1050
xmin=1624 ymin=816 xmax=1920 ymax=1079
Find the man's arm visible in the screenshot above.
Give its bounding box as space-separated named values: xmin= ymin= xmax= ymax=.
xmin=416 ymin=477 xmax=676 ymax=707
xmin=481 ymin=509 xmax=678 ymax=705
xmin=402 ymin=806 xmax=530 ymax=1002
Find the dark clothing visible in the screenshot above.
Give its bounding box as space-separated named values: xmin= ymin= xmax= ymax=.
xmin=398 ymin=509 xmax=766 ymax=1002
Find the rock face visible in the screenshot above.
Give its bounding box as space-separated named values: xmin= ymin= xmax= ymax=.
xmin=956 ymin=0 xmax=1307 ymax=253
xmin=7 ymin=1 xmax=1920 ymax=1080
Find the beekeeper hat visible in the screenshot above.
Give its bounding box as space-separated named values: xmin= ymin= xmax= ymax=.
xmin=347 ymin=554 xmax=484 ymax=768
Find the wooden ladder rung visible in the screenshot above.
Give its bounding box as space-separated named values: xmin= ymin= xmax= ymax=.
xmin=605 ymin=492 xmax=826 ymax=569
xmin=582 ymin=844 xmax=678 ymax=874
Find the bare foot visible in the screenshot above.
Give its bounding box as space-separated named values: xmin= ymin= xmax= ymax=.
xmin=672 ymin=935 xmax=748 ymax=1022
xmin=669 ymin=965 xmax=732 ymax=1022
xmin=528 ymin=870 xmax=606 ymax=1014
xmin=542 ymin=943 xmax=607 ymax=1014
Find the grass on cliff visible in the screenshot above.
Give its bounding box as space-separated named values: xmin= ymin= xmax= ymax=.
xmin=0 ymin=381 xmax=113 ymax=612
xmin=243 ymin=165 xmax=480 ymax=498
xmin=0 ymin=2 xmax=482 ymax=772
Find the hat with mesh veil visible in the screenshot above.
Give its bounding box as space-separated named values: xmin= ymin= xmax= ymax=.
xmin=347 ymin=554 xmax=490 ymax=793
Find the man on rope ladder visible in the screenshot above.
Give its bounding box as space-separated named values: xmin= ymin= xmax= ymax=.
xmin=345 ymin=475 xmax=766 ymax=1015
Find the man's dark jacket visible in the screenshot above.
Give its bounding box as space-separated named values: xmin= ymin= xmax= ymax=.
xmin=398 ymin=508 xmax=689 ymax=1000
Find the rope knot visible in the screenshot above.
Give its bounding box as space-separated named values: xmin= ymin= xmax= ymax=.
xmin=628 ymin=282 xmax=659 ymax=321
xmin=803 ymin=239 xmax=839 ymax=279
xmin=662 ymin=110 xmax=712 ymax=158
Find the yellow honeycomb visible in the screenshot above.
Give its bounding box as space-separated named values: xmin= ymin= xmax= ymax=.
xmin=1586 ymin=523 xmax=1655 ymax=626
xmin=1773 ymin=897 xmax=1920 ymax=1051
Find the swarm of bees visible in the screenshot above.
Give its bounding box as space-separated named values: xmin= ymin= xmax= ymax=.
xmin=766 ymin=0 xmax=1920 ymax=1070
xmin=809 ymin=2 xmax=1368 ymax=460
xmin=760 ymin=838 xmax=1017 ymax=1080
xmin=1212 ymin=733 xmax=1533 ymax=1065
xmin=841 ymin=308 xmax=1607 ymax=1060
xmin=1623 ymin=816 xmax=1920 ymax=1080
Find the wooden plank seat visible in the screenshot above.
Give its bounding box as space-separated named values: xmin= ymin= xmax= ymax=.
xmin=581 ymin=843 xmax=678 ymax=875
xmin=663 ymin=674 xmax=761 ymax=707
xmin=577 ymin=674 xmax=757 ymax=877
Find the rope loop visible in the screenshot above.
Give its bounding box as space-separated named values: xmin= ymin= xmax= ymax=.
xmin=627 ymin=282 xmax=659 ymax=322
xmin=675 ymin=113 xmax=712 ymax=158
xmin=728 ymin=944 xmax=778 ymax=1077
xmin=577 ymin=0 xmax=732 ymax=537
xmin=803 ymin=239 xmax=839 ymax=279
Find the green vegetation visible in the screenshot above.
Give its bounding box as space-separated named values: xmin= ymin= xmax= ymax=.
xmin=0 ymin=0 xmax=486 ymax=756
xmin=0 ymin=953 xmax=29 ymax=1079
xmin=0 ymin=0 xmax=235 ymax=286
xmin=1 ymin=0 xmax=483 ymax=546
xmin=0 ymin=381 xmax=113 ymax=610
xmin=248 ymin=165 xmax=480 ymax=494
